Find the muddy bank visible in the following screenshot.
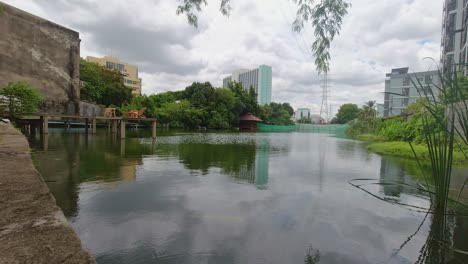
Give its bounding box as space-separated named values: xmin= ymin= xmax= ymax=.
xmin=0 ymin=123 xmax=95 ymax=263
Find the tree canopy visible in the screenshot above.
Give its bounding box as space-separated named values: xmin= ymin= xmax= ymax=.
xmin=0 ymin=82 xmax=43 ymax=118
xmin=121 ymin=81 xmax=293 ymax=129
xmin=176 ymin=0 xmax=350 ymax=73
xmin=80 ymin=59 xmax=133 ymax=107
xmin=335 ymin=103 xmax=359 ymax=124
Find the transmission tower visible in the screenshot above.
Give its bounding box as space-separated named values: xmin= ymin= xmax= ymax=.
xmin=319 ymin=73 xmax=330 ymax=124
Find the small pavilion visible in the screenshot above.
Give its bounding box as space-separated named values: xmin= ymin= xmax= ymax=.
xmin=239 ymin=113 xmax=262 ymax=131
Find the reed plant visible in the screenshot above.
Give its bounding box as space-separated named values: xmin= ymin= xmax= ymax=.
xmin=410 ymin=65 xmax=468 ymax=211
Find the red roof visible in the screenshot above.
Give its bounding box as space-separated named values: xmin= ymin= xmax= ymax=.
xmin=239 ymin=113 xmax=262 ymax=122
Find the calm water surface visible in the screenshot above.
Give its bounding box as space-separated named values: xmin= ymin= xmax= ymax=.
xmin=30 ymin=129 xmax=468 ymax=264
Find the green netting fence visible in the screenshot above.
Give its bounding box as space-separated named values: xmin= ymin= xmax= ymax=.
xmin=257 ymin=123 xmax=297 ymax=132
xmin=257 ymin=123 xmax=348 ymax=137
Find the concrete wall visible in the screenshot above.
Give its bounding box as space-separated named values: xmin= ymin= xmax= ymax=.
xmin=0 ymin=2 xmax=81 ymax=114
xmin=0 ymin=123 xmax=95 ymax=263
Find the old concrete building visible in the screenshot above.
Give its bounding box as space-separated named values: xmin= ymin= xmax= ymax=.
xmin=0 ymin=2 xmax=81 ymax=114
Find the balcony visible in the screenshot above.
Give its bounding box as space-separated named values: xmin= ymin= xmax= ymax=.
xmin=448 ymin=0 xmax=457 ymax=11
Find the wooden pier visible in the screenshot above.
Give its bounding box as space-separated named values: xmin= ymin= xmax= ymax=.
xmin=19 ymin=114 xmax=158 ymax=139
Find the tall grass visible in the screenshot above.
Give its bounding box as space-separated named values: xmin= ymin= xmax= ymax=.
xmin=410 ymin=66 xmax=468 ymax=211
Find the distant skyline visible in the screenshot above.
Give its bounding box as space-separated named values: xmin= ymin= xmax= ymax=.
xmin=2 ymin=0 xmax=442 ymax=117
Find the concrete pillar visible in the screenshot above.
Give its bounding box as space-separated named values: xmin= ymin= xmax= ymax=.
xmin=43 ymin=116 xmax=49 ymax=134
xmin=120 ymin=119 xmax=126 ymax=139
xmin=152 ymin=121 xmax=157 ymax=139
xmin=92 ymin=118 xmax=97 ymax=134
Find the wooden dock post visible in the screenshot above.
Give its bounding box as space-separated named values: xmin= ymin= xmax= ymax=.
xmin=92 ymin=118 xmax=97 ymax=134
xmin=152 ymin=121 xmax=157 ymax=139
xmin=85 ymin=118 xmax=89 ymax=134
xmin=111 ymin=120 xmax=117 ymax=133
xmin=43 ymin=116 xmax=49 ymax=134
xmin=120 ymin=119 xmax=126 ymax=139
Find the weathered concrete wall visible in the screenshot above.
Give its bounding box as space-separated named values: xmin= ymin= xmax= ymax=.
xmin=78 ymin=101 xmax=105 ymax=117
xmin=38 ymin=100 xmax=104 ymax=116
xmin=0 ymin=2 xmax=80 ymax=114
xmin=0 ymin=123 xmax=95 ymax=263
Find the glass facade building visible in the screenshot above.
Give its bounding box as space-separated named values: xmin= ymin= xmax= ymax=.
xmin=223 ymin=65 xmax=272 ymax=105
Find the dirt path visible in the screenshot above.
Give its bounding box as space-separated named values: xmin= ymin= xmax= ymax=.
xmin=0 ymin=123 xmax=95 ymax=263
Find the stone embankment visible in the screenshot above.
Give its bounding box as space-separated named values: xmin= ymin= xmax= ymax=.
xmin=0 ymin=123 xmax=95 ymax=263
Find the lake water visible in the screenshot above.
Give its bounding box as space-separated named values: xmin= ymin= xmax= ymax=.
xmin=29 ymin=129 xmax=468 ymax=264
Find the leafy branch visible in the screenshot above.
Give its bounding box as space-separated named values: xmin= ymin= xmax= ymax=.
xmin=176 ymin=0 xmax=350 ymax=74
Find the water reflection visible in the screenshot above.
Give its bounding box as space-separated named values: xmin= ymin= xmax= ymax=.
xmin=155 ymin=134 xmax=272 ymax=189
xmin=379 ymin=159 xmax=420 ymax=198
xmin=375 ymin=159 xmax=468 ymax=263
xmin=31 ymin=131 xmax=275 ymax=217
xmin=30 ymin=130 xmax=153 ymax=217
xmin=255 ymin=137 xmax=269 ymax=189
xmin=28 ymin=130 xmax=468 ymax=264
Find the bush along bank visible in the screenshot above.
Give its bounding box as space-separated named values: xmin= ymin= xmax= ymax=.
xmin=346 ymin=99 xmax=468 ymax=165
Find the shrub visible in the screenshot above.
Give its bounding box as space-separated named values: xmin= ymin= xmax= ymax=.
xmin=0 ymin=82 xmax=43 ymax=118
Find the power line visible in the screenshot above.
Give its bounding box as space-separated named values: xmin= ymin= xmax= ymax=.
xmin=276 ymin=0 xmax=312 ymax=61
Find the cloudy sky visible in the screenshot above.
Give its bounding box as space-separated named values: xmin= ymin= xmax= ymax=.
xmin=4 ymin=0 xmax=442 ymax=116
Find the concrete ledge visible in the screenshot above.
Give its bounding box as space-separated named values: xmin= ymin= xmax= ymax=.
xmin=0 ymin=123 xmax=95 ymax=263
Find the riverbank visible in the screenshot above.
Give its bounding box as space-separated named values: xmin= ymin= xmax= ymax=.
xmin=0 ymin=123 xmax=95 ymax=263
xmin=355 ymin=134 xmax=468 ymax=165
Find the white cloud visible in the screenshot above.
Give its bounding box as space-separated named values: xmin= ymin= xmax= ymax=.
xmin=3 ymin=0 xmax=442 ymax=116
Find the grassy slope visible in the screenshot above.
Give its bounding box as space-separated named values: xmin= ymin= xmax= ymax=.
xmin=366 ymin=141 xmax=468 ymax=165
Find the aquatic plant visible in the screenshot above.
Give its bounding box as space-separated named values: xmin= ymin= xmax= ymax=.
xmin=409 ymin=65 xmax=468 ymax=210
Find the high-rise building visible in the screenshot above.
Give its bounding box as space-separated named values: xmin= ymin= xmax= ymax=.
xmin=294 ymin=108 xmax=311 ymax=121
xmin=383 ymin=67 xmax=441 ymax=117
xmin=86 ymin=56 xmax=142 ymax=96
xmin=223 ymin=65 xmax=272 ymax=105
xmin=441 ymin=0 xmax=465 ymax=71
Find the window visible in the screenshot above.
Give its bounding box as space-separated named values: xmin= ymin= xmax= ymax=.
xmin=403 ymin=77 xmax=410 ymax=86
xmin=425 ymin=75 xmax=433 ymax=84
xmin=106 ymin=62 xmax=115 ymax=69
xmin=106 ymin=61 xmax=125 ymax=72
xmin=402 ymin=87 xmax=410 ymax=96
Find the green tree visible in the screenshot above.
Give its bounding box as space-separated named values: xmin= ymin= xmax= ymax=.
xmin=298 ymin=117 xmax=313 ymax=124
xmin=259 ymin=102 xmax=294 ymax=125
xmin=80 ymin=59 xmax=133 ymax=107
xmin=335 ymin=103 xmax=359 ymax=124
xmin=228 ymin=82 xmax=259 ymax=116
xmin=176 ymin=0 xmax=350 ymax=73
xmin=0 ymin=82 xmax=43 ymax=118
xmin=360 ymin=100 xmax=377 ymax=129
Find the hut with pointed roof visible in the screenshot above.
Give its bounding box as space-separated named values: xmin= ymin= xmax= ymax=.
xmin=239 ymin=113 xmax=262 ymax=131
